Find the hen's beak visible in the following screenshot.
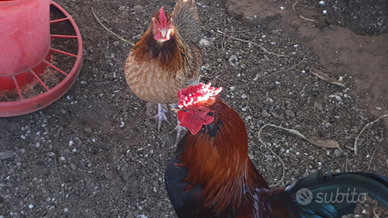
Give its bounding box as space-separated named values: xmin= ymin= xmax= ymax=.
xmin=160 ymin=28 xmax=168 ymax=39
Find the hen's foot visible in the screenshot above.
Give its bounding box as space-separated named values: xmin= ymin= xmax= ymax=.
xmin=169 ymin=120 xmax=188 ymax=146
xmin=152 ymin=103 xmax=172 ymax=132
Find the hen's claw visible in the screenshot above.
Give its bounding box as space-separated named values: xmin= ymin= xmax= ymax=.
xmin=169 ymin=120 xmax=188 ymax=146
xmin=153 ymin=103 xmax=172 ymax=132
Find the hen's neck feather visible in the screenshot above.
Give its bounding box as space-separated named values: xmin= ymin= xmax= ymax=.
xmin=131 ymin=26 xmax=189 ymax=77
xmin=178 ymin=97 xmax=269 ymax=214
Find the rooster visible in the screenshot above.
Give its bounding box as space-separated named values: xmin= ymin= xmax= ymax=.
xmin=124 ymin=0 xmax=203 ymax=132
xmin=165 ymin=83 xmax=388 ymax=218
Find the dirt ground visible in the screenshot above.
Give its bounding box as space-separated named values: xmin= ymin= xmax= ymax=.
xmin=1 ymin=0 xmax=388 ymax=217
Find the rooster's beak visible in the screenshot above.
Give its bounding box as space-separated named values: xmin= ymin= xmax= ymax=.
xmin=171 ymin=104 xmax=185 ymax=111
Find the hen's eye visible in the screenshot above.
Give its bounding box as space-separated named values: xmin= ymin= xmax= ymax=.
xmin=198 ymin=108 xmax=203 ymax=112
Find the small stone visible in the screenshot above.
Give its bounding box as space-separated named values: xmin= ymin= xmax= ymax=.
xmin=285 ymin=110 xmax=295 ymax=118
xmin=105 ymin=171 xmax=114 ymax=180
xmin=70 ymin=163 xmax=77 ymax=171
xmin=132 ymin=34 xmax=142 ymax=41
xmin=80 ymin=81 xmax=87 ymax=85
xmin=262 ymin=110 xmax=271 ymax=117
xmin=334 ymin=149 xmax=341 ymax=157
xmin=0 ymin=150 xmax=14 ymax=160
xmin=133 ymin=5 xmax=143 ymax=13
xmin=228 ymin=55 xmax=238 ymax=66
xmin=314 ymin=102 xmax=323 ymax=111
xmin=126 ymin=211 xmax=134 ymax=218
xmin=240 ymin=34 xmax=250 ymax=40
xmin=216 ymin=58 xmax=222 ymax=63
xmin=113 ymin=41 xmax=120 ymax=47
xmin=84 ymin=127 xmax=92 ymax=133
xmin=46 ymin=152 xmax=55 ymax=157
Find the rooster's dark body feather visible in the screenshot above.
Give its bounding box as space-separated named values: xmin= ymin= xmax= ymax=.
xmin=165 ymin=90 xmax=388 ymax=218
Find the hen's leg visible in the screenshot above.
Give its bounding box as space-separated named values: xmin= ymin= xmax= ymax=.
xmin=172 ymin=121 xmax=187 ymax=146
xmin=153 ymin=103 xmax=171 ymax=132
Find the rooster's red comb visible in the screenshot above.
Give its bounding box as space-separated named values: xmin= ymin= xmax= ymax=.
xmin=177 ymin=83 xmax=222 ymax=108
xmin=159 ymin=7 xmax=167 ymax=28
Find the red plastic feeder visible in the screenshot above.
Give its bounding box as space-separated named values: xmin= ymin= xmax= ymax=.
xmin=0 ymin=0 xmax=83 ymax=117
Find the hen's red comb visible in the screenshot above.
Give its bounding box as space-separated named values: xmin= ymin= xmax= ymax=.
xmin=177 ymin=83 xmax=222 ymax=108
xmin=159 ymin=7 xmax=167 ymax=28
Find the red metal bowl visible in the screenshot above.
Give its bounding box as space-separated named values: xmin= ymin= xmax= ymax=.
xmin=0 ymin=1 xmax=83 ymax=117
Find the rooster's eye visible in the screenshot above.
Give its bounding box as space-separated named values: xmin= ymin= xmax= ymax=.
xmin=197 ymin=108 xmax=203 ymax=112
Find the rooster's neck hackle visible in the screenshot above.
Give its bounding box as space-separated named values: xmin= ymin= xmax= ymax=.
xmin=178 ymin=98 xmax=269 ymax=214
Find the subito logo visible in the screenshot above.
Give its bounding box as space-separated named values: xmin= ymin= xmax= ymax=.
xmin=296 ymin=188 xmax=313 ymax=205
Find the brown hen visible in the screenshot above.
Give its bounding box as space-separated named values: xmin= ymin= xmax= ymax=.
xmin=124 ymin=0 xmax=203 ymax=131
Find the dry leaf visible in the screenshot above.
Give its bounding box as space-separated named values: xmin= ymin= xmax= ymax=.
xmin=306 ymin=139 xmax=340 ymax=148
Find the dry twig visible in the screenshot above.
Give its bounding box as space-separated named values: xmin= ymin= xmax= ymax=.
xmin=257 ymin=124 xmax=286 ymax=187
xmin=54 ymin=158 xmax=65 ymax=201
xmin=367 ymin=148 xmax=378 ymax=170
xmin=91 ymin=6 xmax=134 ymax=46
xmin=201 ymin=26 xmax=288 ymax=57
xmin=292 ymin=1 xmax=317 ymax=23
xmin=354 ymin=113 xmax=388 ymax=154
xmin=310 ymin=67 xmax=345 ymax=87
xmin=257 ymin=123 xmax=341 ymax=186
xmin=256 ymin=60 xmax=305 ymax=82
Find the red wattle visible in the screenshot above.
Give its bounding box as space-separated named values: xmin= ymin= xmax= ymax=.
xmin=154 ymin=32 xmax=161 ymax=40
xmin=178 ymin=111 xmax=203 ymax=135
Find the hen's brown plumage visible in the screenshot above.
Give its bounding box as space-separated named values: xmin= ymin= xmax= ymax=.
xmin=124 ymin=0 xmax=202 ymax=105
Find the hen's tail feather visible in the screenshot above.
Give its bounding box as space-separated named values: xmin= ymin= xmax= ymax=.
xmin=281 ymin=167 xmax=388 ymax=217
xmin=172 ymin=0 xmax=201 ymax=43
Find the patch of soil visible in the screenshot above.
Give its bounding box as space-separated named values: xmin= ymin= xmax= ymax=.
xmin=1 ymin=0 xmax=387 ymax=217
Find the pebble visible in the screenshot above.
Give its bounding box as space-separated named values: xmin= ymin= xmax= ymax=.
xmin=0 ymin=150 xmax=14 ymax=160
xmin=113 ymin=41 xmax=120 ymax=47
xmin=285 ymin=110 xmax=295 ymax=118
xmin=334 ymin=149 xmax=341 ymax=157
xmin=133 ymin=5 xmax=143 ymax=13
xmin=216 ymin=58 xmax=222 ymax=63
xmin=132 ymin=34 xmax=142 ymax=41
xmin=84 ymin=127 xmax=92 ymax=133
xmin=35 ymin=142 xmax=41 ymax=148
xmin=105 ymin=171 xmax=114 ymax=180
xmin=228 ymin=55 xmax=238 ymax=66
xmin=70 ymin=163 xmax=77 ymax=171
xmin=262 ymin=110 xmax=271 ymax=117
xmin=126 ymin=211 xmax=134 ymax=218
xmin=314 ymin=102 xmax=323 ymax=111
xmin=46 ymin=152 xmax=55 ymax=157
